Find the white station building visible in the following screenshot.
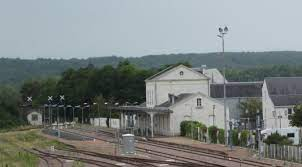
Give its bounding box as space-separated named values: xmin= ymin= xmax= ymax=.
xmin=117 ymin=65 xmax=262 ymax=137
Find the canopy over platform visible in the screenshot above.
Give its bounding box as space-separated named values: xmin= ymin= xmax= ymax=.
xmin=109 ymin=105 xmax=172 ymax=113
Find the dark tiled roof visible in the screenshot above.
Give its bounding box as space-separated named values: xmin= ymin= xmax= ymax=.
xmin=270 ymin=95 xmax=302 ymax=106
xmin=157 ymin=93 xmax=193 ymax=107
xmin=266 ymin=77 xmax=302 ymax=95
xmin=265 ymin=77 xmax=302 ymax=106
xmin=210 ymin=82 xmax=263 ymax=98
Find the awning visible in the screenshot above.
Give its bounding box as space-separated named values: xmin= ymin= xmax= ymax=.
xmin=109 ymin=105 xmax=172 ymax=113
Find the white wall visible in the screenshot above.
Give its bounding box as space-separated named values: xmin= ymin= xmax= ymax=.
xmin=169 ymin=94 xmax=228 ymax=136
xmin=262 ymin=81 xmax=294 ymax=129
xmin=262 ymin=81 xmax=276 ymax=129
xmin=146 ymin=65 xmax=209 ymax=108
xmin=90 ymin=118 xmax=120 ymax=129
xmin=27 ymin=111 xmax=42 ymax=125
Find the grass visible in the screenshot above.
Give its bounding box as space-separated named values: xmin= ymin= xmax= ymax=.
xmin=0 ymin=129 xmax=70 ymax=167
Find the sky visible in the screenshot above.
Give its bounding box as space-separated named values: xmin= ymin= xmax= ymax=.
xmin=0 ymin=0 xmax=302 ymax=59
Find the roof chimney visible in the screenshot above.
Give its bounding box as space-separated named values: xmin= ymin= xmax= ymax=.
xmin=168 ymin=94 xmax=175 ymax=104
xmin=201 ymin=65 xmax=207 ymax=74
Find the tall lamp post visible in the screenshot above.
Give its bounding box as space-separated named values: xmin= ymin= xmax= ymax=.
xmin=74 ymin=105 xmax=81 ymax=124
xmin=66 ymin=105 xmax=74 ymax=123
xmin=93 ymin=102 xmax=100 ymax=126
xmin=113 ymin=102 xmax=119 ymax=128
xmin=217 ymin=26 xmax=229 ymax=146
xmin=48 ymin=96 xmax=53 ymax=125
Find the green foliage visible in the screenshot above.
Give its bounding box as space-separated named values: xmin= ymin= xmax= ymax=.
xmin=218 ymin=129 xmax=225 ymax=144
xmin=239 ymin=99 xmax=262 ymax=128
xmin=4 ymin=52 xmax=302 ymax=85
xmin=0 ymin=130 xmax=70 ymax=166
xmin=231 ymin=129 xmax=239 ymax=146
xmin=264 ymin=132 xmax=293 ymax=145
xmin=290 ymin=104 xmax=302 ymax=127
xmin=240 ymin=130 xmax=249 ymax=147
xmin=208 ymin=126 xmax=218 ymax=144
xmin=180 ymin=121 xmax=207 ymax=140
xmin=0 ymin=85 xmax=25 ymax=129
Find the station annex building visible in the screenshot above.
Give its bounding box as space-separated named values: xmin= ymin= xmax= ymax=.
xmin=116 ymin=64 xmax=262 ymax=137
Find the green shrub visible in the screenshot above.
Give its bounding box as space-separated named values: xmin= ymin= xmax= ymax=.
xmin=208 ymin=126 xmax=218 ymax=144
xmin=264 ymin=132 xmax=293 ymax=145
xmin=180 ymin=121 xmax=207 ymax=140
xmin=240 ymin=130 xmax=249 ymax=147
xmin=218 ymin=129 xmax=225 ymax=144
xmin=231 ymin=129 xmax=239 ymax=146
xmin=180 ymin=121 xmax=190 ymax=136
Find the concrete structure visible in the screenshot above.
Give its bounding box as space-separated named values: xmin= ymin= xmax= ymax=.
xmin=116 ymin=65 xmax=262 ymax=137
xmin=262 ymin=77 xmax=302 ymax=129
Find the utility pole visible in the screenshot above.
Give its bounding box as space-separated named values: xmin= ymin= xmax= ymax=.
xmin=212 ymin=105 xmax=215 ymax=126
xmin=229 ymin=120 xmax=233 ymax=150
xmin=48 ymin=96 xmax=53 ymax=125
xmin=218 ymin=26 xmax=229 ymax=146
xmin=257 ymin=109 xmax=262 ymax=159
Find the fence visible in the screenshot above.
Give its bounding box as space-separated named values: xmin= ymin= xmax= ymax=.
xmin=263 ymin=143 xmax=302 ymax=163
xmin=89 ymin=118 xmax=120 ymax=128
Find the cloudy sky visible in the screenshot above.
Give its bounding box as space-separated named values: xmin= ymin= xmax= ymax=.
xmin=0 ymin=0 xmax=301 ymax=59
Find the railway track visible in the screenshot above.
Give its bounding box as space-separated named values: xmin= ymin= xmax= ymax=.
xmin=24 ymin=148 xmax=64 ymax=167
xmin=59 ymin=147 xmax=205 ymax=167
xmin=56 ymin=127 xmax=282 ymax=167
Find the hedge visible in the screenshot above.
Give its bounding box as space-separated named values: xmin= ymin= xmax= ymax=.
xmin=208 ymin=126 xmax=218 ymax=144
xmin=218 ymin=129 xmax=225 ymax=144
xmin=231 ymin=129 xmax=240 ymax=146
xmin=240 ymin=130 xmax=249 ymax=147
xmin=180 ymin=121 xmax=207 ymax=139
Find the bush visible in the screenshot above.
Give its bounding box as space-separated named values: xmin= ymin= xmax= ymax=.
xmin=231 ymin=129 xmax=239 ymax=146
xmin=264 ymin=132 xmax=293 ymax=145
xmin=208 ymin=126 xmax=218 ymax=144
xmin=218 ymin=129 xmax=225 ymax=144
xmin=180 ymin=121 xmax=189 ymax=136
xmin=240 ymin=130 xmax=249 ymax=147
xmin=180 ymin=121 xmax=207 ymax=140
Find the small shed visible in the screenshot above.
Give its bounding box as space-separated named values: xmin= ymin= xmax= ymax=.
xmin=26 ymin=110 xmax=42 ymax=125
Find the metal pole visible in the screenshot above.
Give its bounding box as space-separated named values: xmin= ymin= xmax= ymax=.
xmin=72 ymin=107 xmax=75 ymax=122
xmin=64 ymin=106 xmax=66 ymax=123
xmin=110 ymin=107 xmax=112 ymax=128
xmin=213 ymin=105 xmax=215 ymax=126
xmin=98 ymin=104 xmax=100 ymax=127
xmin=48 ymin=106 xmax=50 ymax=125
xmin=57 ymin=106 xmax=59 ymax=127
xmin=50 ymin=106 xmax=53 ymax=125
xmin=81 ymin=107 xmax=84 ymax=124
xmin=43 ymin=106 xmax=45 ymax=127
xmin=191 ymin=107 xmax=193 ymax=140
xmin=222 ymin=34 xmax=228 ymax=146
xmin=257 ymin=110 xmax=262 ymax=159
xmin=229 ymin=121 xmax=233 ymax=150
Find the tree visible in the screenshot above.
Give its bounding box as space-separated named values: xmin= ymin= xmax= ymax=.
xmin=239 ymin=99 xmax=262 ymax=128
xmin=0 ymin=85 xmax=24 ymax=129
xmin=290 ymin=104 xmax=302 ymax=127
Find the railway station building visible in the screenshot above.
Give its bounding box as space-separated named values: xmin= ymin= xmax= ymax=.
xmin=116 ymin=64 xmax=262 ymax=137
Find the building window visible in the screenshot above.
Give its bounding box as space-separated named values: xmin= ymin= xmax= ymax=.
xmin=287 ymin=133 xmax=295 ymax=138
xmin=197 ymin=98 xmax=202 ymax=107
xmin=31 ymin=114 xmax=38 ymax=121
xmin=179 ymin=71 xmax=184 ymax=76
xmin=288 ymin=108 xmax=292 ymax=115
